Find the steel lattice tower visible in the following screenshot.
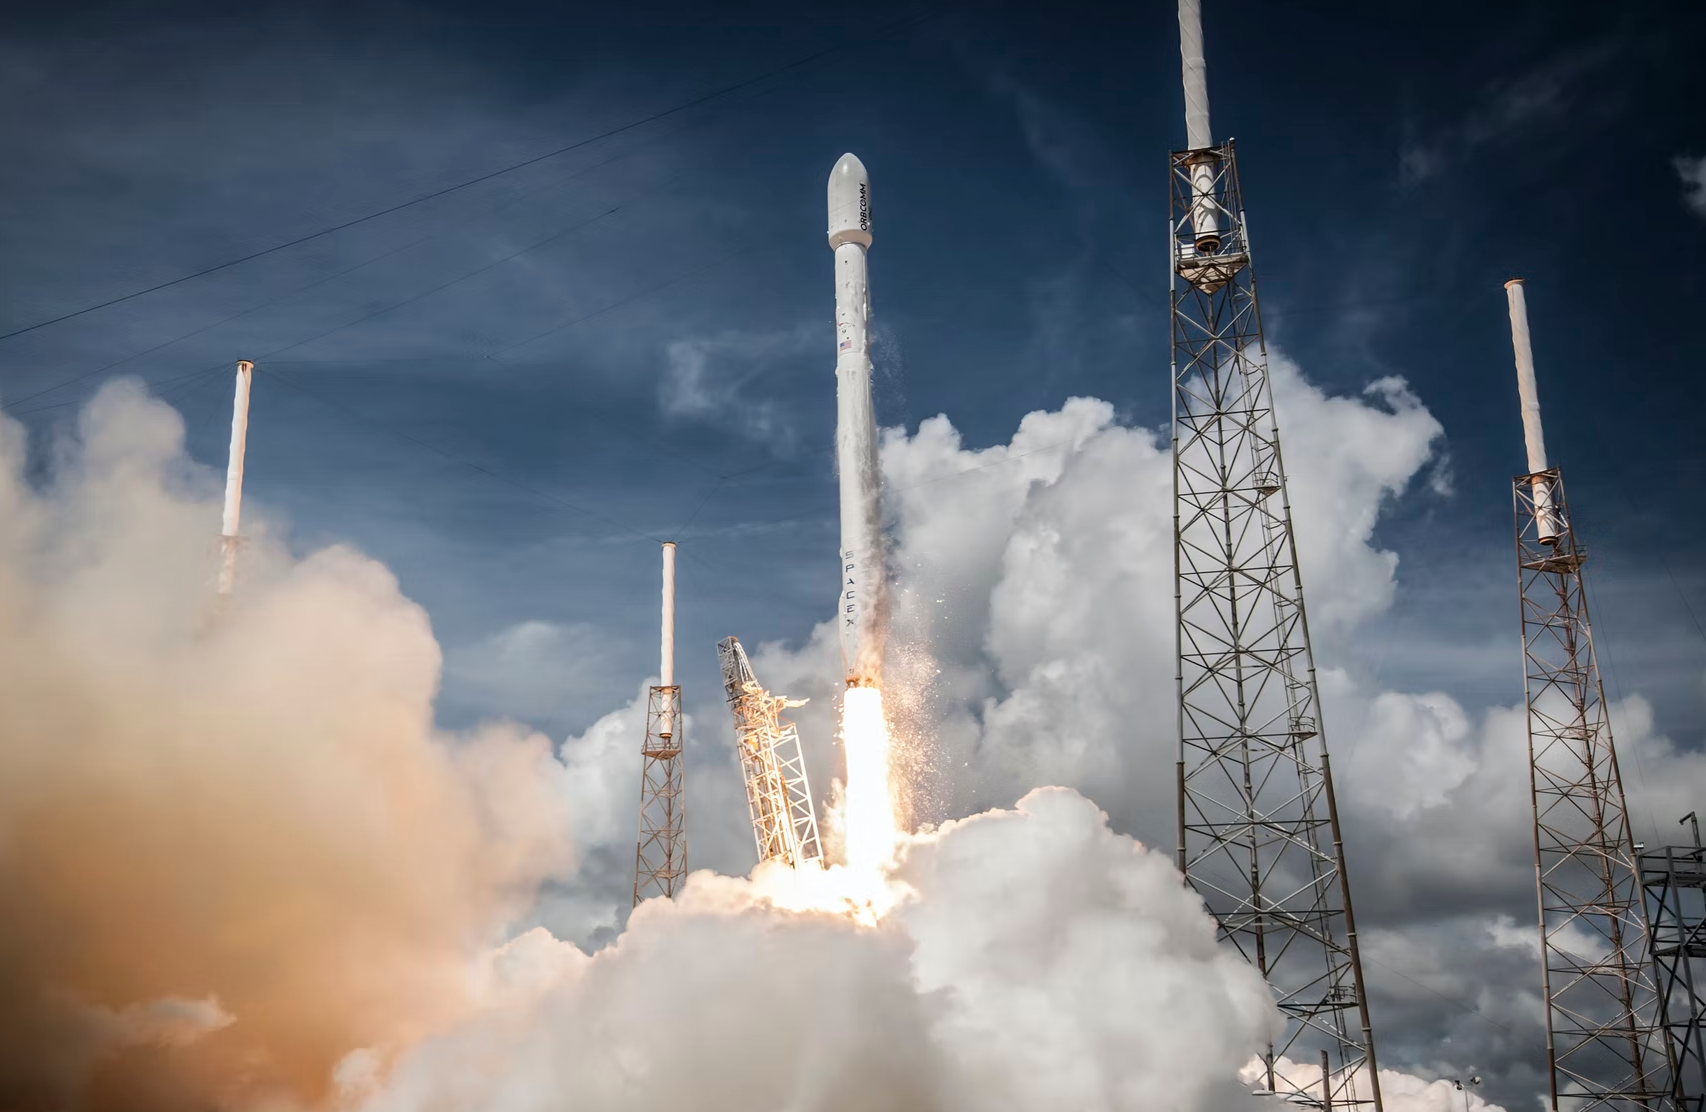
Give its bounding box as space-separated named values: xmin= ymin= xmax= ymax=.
xmin=1507 ymin=280 xmax=1674 ymax=1112
xmin=1639 ymin=818 xmax=1706 ymax=1112
xmin=718 ymin=636 xmax=824 ymax=870
xmin=1169 ymin=4 xmax=1380 ymax=1107
xmin=634 ymin=542 xmax=687 ymax=905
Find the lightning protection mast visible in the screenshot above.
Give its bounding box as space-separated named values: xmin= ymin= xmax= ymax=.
xmin=718 ymin=636 xmax=824 ymax=870
xmin=1169 ymin=2 xmax=1381 ymax=1107
xmin=634 ymin=541 xmax=687 ymax=905
xmin=1507 ymin=278 xmax=1675 ymax=1112
xmin=217 ymin=360 xmax=255 ymax=596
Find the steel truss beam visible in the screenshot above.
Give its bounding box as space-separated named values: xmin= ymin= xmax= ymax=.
xmin=1170 ymin=142 xmax=1382 ymax=1112
xmin=634 ymin=684 xmax=687 ymax=905
xmin=718 ymin=636 xmax=823 ymax=870
xmin=1640 ymin=840 xmax=1706 ymax=1112
xmin=1516 ymin=470 xmax=1676 ymax=1112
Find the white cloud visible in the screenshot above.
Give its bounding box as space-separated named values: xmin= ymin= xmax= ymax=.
xmin=1676 ymin=155 xmax=1706 ymax=218
xmin=81 ymin=995 xmax=236 ymax=1049
xmin=1398 ymin=45 xmax=1616 ymax=185
xmin=444 ymin=619 xmax=606 ymax=723
xmin=358 ymin=788 xmax=1278 ymax=1112
xmin=661 ymin=326 xmax=814 ymax=449
xmin=0 ymin=380 xmax=580 ymax=1108
xmin=10 ymin=363 xmax=1698 ymax=1110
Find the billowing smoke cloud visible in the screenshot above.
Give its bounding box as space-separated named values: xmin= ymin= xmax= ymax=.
xmin=540 ymin=346 xmax=1704 ymax=1105
xmin=736 ymin=355 xmax=1449 ymax=856
xmin=354 ymin=789 xmax=1278 ymax=1112
xmin=1 ymin=358 xmax=1621 ymax=1111
xmin=0 ymin=382 xmax=576 ymax=1110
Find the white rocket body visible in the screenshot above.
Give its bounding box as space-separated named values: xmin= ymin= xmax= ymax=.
xmin=1505 ymin=280 xmax=1562 ymax=544
xmin=217 ymin=360 xmax=254 ymax=596
xmin=827 ymin=153 xmax=886 ymax=688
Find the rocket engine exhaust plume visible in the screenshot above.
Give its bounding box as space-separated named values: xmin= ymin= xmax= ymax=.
xmin=0 ymin=382 xmax=575 ymax=1111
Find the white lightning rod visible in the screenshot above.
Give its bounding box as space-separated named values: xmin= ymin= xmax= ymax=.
xmin=1178 ymin=0 xmax=1221 ymax=252
xmin=661 ymin=540 xmax=676 ymax=687
xmin=1178 ymin=0 xmax=1212 ymax=149
xmin=659 ymin=540 xmax=677 ymax=738
xmin=217 ymin=360 xmax=255 ymax=596
xmin=1505 ymin=280 xmax=1562 ymax=544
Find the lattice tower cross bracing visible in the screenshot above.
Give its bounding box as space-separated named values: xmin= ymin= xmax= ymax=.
xmin=1507 ymin=279 xmax=1676 ymax=1112
xmin=1169 ymin=3 xmax=1381 ymax=1108
xmin=1639 ymin=817 xmax=1706 ymax=1112
xmin=718 ymin=636 xmax=824 ymax=870
xmin=634 ymin=541 xmax=687 ymax=905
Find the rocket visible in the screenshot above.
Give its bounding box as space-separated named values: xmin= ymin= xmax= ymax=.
xmin=827 ymin=153 xmax=886 ymax=688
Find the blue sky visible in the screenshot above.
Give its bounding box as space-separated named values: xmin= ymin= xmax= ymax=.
xmin=2 ymin=0 xmax=1705 ymax=1102
xmin=3 ymin=0 xmax=1701 ymax=747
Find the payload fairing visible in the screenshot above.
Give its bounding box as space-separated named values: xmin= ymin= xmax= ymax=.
xmin=827 ymin=153 xmax=886 ymax=688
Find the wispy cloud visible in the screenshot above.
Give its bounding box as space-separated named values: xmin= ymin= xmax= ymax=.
xmin=1677 ymin=155 xmax=1706 ymax=217
xmin=660 ymin=325 xmax=814 ymax=452
xmin=1399 ymin=44 xmax=1620 ymax=186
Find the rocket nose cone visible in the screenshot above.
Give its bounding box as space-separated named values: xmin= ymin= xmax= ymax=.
xmin=830 ymin=152 xmax=867 ymax=184
xmin=827 ymin=152 xmax=872 ymax=249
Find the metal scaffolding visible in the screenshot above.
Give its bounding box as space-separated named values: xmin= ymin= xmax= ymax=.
xmin=1170 ymin=140 xmax=1382 ymax=1110
xmin=1639 ymin=817 xmax=1706 ymax=1112
xmin=718 ymin=636 xmax=823 ymax=870
xmin=634 ymin=541 xmax=686 ymax=905
xmin=633 ymin=684 xmax=687 ymax=904
xmin=1517 ymin=469 xmax=1673 ymax=1110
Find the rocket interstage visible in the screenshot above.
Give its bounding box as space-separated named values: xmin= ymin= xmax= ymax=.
xmin=828 ymin=153 xmax=886 ymax=689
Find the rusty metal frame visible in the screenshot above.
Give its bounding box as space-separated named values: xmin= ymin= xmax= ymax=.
xmin=1640 ymin=839 xmax=1706 ymax=1112
xmin=1515 ymin=468 xmax=1675 ymax=1111
xmin=1170 ymin=141 xmax=1382 ymax=1112
xmin=633 ymin=684 xmax=687 ymax=905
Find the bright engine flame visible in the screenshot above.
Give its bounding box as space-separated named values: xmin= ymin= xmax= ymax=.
xmin=757 ymin=683 xmax=904 ymax=923
xmin=840 ymin=684 xmax=900 ymax=879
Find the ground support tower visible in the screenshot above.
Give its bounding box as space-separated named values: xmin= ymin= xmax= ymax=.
xmin=633 ymin=685 xmax=686 ymax=904
xmin=1517 ymin=471 xmax=1674 ymax=1111
xmin=1170 ymin=140 xmax=1381 ymax=1111
xmin=634 ymin=541 xmax=686 ymax=905
xmin=1640 ymin=830 xmax=1706 ymax=1112
xmin=718 ymin=636 xmax=823 ymax=869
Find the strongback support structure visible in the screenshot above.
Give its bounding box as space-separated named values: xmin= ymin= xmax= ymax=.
xmin=717 ymin=636 xmax=824 ymax=870
xmin=634 ymin=541 xmax=687 ymax=905
xmin=1508 ymin=280 xmax=1674 ymax=1112
xmin=1639 ymin=823 xmax=1706 ymax=1112
xmin=1169 ymin=4 xmax=1380 ymax=1107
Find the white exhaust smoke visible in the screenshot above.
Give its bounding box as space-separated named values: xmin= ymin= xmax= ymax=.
xmin=0 ymin=376 xmax=1510 ymax=1112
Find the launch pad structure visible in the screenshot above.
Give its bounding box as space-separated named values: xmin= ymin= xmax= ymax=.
xmin=1507 ymin=280 xmax=1677 ymax=1112
xmin=718 ymin=637 xmax=823 ymax=870
xmin=634 ymin=541 xmax=687 ymax=905
xmin=1168 ymin=2 xmax=1381 ymax=1107
xmin=1640 ymin=817 xmax=1706 ymax=1112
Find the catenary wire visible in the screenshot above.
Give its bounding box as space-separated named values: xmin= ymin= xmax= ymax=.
xmin=0 ymin=4 xmax=951 ymax=349
xmin=1 ymin=113 xmax=715 ymax=415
